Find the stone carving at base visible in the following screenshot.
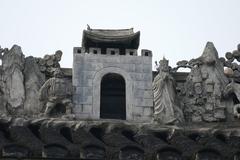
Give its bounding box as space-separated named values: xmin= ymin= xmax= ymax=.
xmin=153 ymin=58 xmax=184 ymax=124
xmin=39 ymin=68 xmax=73 ymax=117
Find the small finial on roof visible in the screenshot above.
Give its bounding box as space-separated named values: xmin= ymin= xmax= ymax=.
xmin=87 ymin=24 xmax=91 ymax=30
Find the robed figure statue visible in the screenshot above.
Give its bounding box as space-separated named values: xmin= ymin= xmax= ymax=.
xmin=153 ymin=58 xmax=184 ymax=124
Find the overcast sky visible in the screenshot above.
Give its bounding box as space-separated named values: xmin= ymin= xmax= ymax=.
xmin=0 ymin=0 xmax=239 ymax=69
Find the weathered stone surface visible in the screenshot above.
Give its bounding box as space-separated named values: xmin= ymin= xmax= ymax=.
xmin=24 ymin=56 xmax=45 ymax=114
xmin=182 ymin=42 xmax=229 ymax=122
xmin=0 ymin=118 xmax=238 ymax=159
xmin=39 ymin=120 xmax=79 ymax=157
xmin=2 ymin=45 xmax=25 ymax=114
xmin=225 ymin=52 xmax=233 ymax=60
xmin=153 ymin=58 xmax=184 ymax=124
xmin=39 ymin=68 xmax=73 ymax=117
xmin=169 ymin=132 xmax=200 ymax=159
xmin=36 ymin=50 xmax=62 ymax=78
xmin=9 ymin=124 xmax=43 ymax=156
xmin=72 ymin=124 xmax=106 ymax=159
xmin=0 ymin=66 xmax=6 ymax=114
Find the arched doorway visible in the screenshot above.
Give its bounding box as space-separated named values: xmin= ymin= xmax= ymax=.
xmin=100 ymin=73 xmax=126 ymax=120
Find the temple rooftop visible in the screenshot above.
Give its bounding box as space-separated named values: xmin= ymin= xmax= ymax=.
xmin=82 ymin=27 xmax=140 ymax=50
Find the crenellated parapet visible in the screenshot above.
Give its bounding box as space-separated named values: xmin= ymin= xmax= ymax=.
xmin=73 ymin=47 xmax=152 ymax=57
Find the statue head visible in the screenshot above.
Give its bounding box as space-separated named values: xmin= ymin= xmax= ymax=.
xmin=55 ymin=50 xmax=63 ymax=62
xmin=159 ymin=57 xmax=169 ymax=72
xmin=54 ymin=68 xmax=63 ymax=78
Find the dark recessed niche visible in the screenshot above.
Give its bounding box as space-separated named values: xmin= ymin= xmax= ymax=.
xmin=188 ymin=133 xmax=201 ymax=142
xmin=0 ymin=123 xmax=11 ymax=140
xmin=153 ymin=132 xmax=169 ymax=143
xmin=120 ymin=146 xmax=144 ymax=160
xmin=77 ymin=49 xmax=82 ymax=54
xmin=43 ymin=144 xmax=69 ymax=158
xmin=28 ymin=124 xmax=41 ymax=140
xmin=82 ymin=145 xmax=106 ymax=159
xmin=100 ymin=73 xmax=126 ymax=120
xmin=89 ymin=127 xmax=104 ymax=141
xmin=215 ymin=134 xmax=226 ymax=143
xmin=196 ymin=149 xmax=221 ymax=160
xmin=49 ymin=103 xmax=66 ymax=117
xmin=122 ymin=130 xmax=135 ymax=142
xmin=93 ymin=50 xmax=98 ymax=54
xmin=60 ymin=127 xmax=73 ymax=143
xmin=156 ymin=148 xmax=182 ymax=160
xmin=232 ymin=93 xmax=240 ymax=104
xmin=111 ymin=51 xmax=115 ymax=55
xmin=130 ymin=51 xmax=134 ymax=55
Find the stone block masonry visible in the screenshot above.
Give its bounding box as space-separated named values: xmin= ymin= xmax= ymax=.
xmin=73 ymin=47 xmax=153 ymax=122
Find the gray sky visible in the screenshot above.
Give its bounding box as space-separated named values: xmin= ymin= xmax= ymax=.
xmin=0 ymin=0 xmax=239 ymax=69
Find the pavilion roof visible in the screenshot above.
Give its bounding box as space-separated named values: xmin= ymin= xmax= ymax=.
xmin=82 ymin=28 xmax=140 ymax=49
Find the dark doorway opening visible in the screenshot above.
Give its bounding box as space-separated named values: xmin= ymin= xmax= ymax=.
xmin=100 ymin=73 xmax=126 ymax=120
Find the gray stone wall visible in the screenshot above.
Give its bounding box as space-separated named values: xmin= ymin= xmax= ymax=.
xmin=73 ymin=47 xmax=153 ymax=122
